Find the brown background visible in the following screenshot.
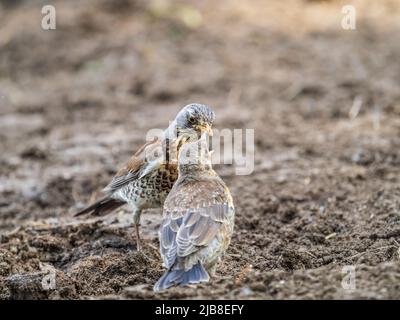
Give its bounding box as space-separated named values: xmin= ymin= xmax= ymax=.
xmin=1 ymin=0 xmax=400 ymax=299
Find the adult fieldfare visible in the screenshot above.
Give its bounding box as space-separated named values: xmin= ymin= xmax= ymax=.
xmin=154 ymin=137 xmax=235 ymax=291
xmin=74 ymin=103 xmax=215 ymax=251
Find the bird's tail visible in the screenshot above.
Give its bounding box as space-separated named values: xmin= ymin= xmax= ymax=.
xmin=74 ymin=196 xmax=124 ymax=217
xmin=153 ymin=262 xmax=210 ymax=292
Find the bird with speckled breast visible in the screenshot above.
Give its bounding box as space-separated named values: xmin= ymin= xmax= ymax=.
xmin=154 ymin=136 xmax=235 ymax=291
xmin=74 ymin=103 xmax=215 ymax=251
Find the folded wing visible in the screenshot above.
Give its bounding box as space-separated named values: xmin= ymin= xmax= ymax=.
xmin=160 ymin=181 xmax=231 ymax=269
xmin=103 ymin=137 xmax=160 ymax=193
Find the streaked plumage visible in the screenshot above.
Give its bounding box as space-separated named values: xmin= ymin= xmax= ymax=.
xmin=154 ymin=138 xmax=235 ymax=291
xmin=74 ymin=103 xmax=215 ymax=251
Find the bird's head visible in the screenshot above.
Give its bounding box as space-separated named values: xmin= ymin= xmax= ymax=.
xmin=173 ymin=103 xmax=215 ymax=142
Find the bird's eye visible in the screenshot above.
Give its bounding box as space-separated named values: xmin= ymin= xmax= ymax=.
xmin=188 ymin=116 xmax=196 ymax=124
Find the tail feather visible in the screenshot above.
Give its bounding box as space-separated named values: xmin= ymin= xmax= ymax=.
xmin=74 ymin=196 xmax=124 ymax=217
xmin=153 ymin=262 xmax=209 ymax=292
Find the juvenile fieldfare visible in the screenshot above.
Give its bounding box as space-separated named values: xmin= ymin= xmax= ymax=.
xmin=74 ymin=103 xmax=215 ymax=251
xmin=154 ymin=137 xmax=235 ymax=291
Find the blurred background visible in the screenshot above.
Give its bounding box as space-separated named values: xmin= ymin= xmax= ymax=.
xmin=1 ymin=0 xmax=400 ymax=299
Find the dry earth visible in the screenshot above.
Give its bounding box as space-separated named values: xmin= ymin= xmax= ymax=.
xmin=1 ymin=0 xmax=400 ymax=299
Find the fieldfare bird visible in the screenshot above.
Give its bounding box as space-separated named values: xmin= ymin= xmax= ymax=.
xmin=74 ymin=103 xmax=215 ymax=251
xmin=154 ymin=137 xmax=235 ymax=291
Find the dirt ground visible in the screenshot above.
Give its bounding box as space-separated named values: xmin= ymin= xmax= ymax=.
xmin=1 ymin=0 xmax=400 ymax=299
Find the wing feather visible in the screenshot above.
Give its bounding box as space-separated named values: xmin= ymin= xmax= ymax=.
xmin=103 ymin=137 xmax=160 ymax=193
xmin=159 ymin=179 xmax=231 ymax=268
xmin=160 ymin=216 xmax=182 ymax=268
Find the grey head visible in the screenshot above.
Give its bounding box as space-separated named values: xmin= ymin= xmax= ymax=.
xmin=172 ymin=103 xmax=215 ymax=141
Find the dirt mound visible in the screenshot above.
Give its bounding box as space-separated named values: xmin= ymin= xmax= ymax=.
xmin=1 ymin=0 xmax=400 ymax=299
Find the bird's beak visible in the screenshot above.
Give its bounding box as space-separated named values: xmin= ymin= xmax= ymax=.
xmin=202 ymin=123 xmax=213 ymax=136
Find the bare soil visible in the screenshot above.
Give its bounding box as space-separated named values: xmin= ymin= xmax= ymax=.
xmin=1 ymin=0 xmax=400 ymax=299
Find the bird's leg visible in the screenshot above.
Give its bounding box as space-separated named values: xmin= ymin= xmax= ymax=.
xmin=208 ymin=261 xmax=219 ymax=278
xmin=132 ymin=210 xmax=142 ymax=252
xmin=135 ymin=223 xmax=141 ymax=252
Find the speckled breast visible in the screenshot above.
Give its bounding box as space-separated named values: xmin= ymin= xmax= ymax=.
xmin=118 ymin=164 xmax=178 ymax=209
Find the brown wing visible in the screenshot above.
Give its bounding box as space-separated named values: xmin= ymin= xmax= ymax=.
xmin=103 ymin=137 xmax=160 ymax=193
xmin=160 ymin=178 xmax=231 ymax=268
